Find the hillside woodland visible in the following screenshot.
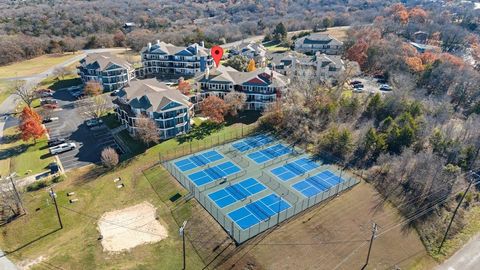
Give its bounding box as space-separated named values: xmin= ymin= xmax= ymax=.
xmin=260 ymin=3 xmax=480 ymax=255
xmin=2 ymin=0 xmax=396 ymax=65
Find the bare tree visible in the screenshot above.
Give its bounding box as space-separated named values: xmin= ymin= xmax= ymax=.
xmin=224 ymin=92 xmax=247 ymax=116
xmin=13 ymin=81 xmax=36 ymax=108
xmin=52 ymin=66 xmax=71 ymax=80
xmin=135 ymin=115 xmax=159 ymax=146
xmin=0 ymin=175 xmax=24 ymax=224
xmin=101 ymin=147 xmax=119 ymax=168
xmin=82 ymin=95 xmax=110 ymax=119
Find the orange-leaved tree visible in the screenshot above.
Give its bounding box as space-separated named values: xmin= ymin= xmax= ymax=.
xmin=247 ymin=59 xmax=256 ymax=72
xmin=18 ymin=107 xmax=45 ymax=143
xmin=177 ymin=80 xmax=192 ymax=95
xmin=201 ymin=95 xmax=228 ymax=124
xmin=84 ymin=81 xmax=102 ymax=96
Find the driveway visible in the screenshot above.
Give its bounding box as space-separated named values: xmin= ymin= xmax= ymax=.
xmin=436 ymin=234 xmax=480 ymax=270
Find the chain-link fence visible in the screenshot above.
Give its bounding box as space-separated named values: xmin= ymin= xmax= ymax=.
xmin=161 ymin=138 xmax=360 ymax=244
xmin=159 ymin=124 xmax=257 ymax=163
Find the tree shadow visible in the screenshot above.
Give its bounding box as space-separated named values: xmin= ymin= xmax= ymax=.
xmin=0 ymin=144 xmax=29 ymax=159
xmin=176 ymin=121 xmax=223 ymax=144
xmin=49 ymin=78 xmax=82 ymax=91
xmin=0 ymin=134 xmax=19 ymax=145
xmin=224 ymin=111 xmax=261 ymax=126
xmin=1 ymin=227 xmax=61 ymax=257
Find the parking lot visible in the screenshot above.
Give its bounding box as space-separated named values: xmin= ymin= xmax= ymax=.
xmin=44 ymin=87 xmax=123 ymax=171
xmin=349 ymin=76 xmax=393 ymax=95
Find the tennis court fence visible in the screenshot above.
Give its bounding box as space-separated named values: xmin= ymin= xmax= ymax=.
xmin=159 ymin=124 xmax=257 ymax=163
xmin=163 ymin=158 xmax=359 ymax=244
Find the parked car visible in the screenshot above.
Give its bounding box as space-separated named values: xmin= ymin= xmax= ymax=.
xmin=379 ymin=84 xmax=393 ymax=91
xmin=110 ymin=89 xmax=120 ymax=96
xmin=85 ymin=119 xmax=103 ymax=127
xmin=42 ymin=116 xmax=59 ymax=124
xmin=48 ymin=137 xmax=66 ymax=147
xmin=37 ymin=89 xmax=54 ymax=98
xmin=43 ymin=103 xmax=59 ymax=109
xmin=349 ymin=80 xmax=362 ymax=85
xmin=353 ymin=87 xmax=364 ymax=93
xmin=49 ymin=142 xmax=76 ymax=155
xmin=71 ymin=89 xmax=84 ymax=98
xmin=40 ymin=99 xmax=58 ymax=105
xmin=353 ymin=83 xmax=364 ymax=89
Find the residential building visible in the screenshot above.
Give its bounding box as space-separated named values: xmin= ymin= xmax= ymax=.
xmin=237 ymin=42 xmax=267 ymax=67
xmin=77 ymin=52 xmax=135 ymax=91
xmin=113 ymin=78 xmax=193 ymax=140
xmin=196 ymin=66 xmax=289 ymax=110
xmin=269 ymin=51 xmax=348 ymax=81
xmin=140 ymin=40 xmax=213 ymax=78
xmin=294 ymin=33 xmax=343 ymax=55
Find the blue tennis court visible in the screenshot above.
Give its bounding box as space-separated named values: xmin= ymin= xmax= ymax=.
xmin=228 ymin=194 xmax=291 ymax=230
xmin=247 ymin=144 xmax=292 ymax=164
xmin=188 ymin=161 xmax=241 ymax=186
xmin=208 ymin=178 xmax=267 ymax=208
xmin=232 ymin=134 xmax=274 ymax=152
xmin=292 ymin=170 xmax=344 ymax=197
xmin=174 ymin=150 xmax=224 ymax=171
xmin=270 ymin=157 xmax=320 ymax=181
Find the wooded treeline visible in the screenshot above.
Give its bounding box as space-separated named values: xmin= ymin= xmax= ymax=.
xmin=1 ymin=0 xmax=396 ymax=65
xmin=260 ymin=3 xmax=480 ymax=254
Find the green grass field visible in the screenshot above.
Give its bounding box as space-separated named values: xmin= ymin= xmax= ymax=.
xmin=0 ymin=121 xmax=256 ymax=269
xmin=0 ymin=53 xmax=80 ymax=79
xmin=0 ymin=127 xmax=54 ymax=177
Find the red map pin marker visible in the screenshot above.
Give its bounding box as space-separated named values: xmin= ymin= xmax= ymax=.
xmin=211 ymin=45 xmax=224 ymax=67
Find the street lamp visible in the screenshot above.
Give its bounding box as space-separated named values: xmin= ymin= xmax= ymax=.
xmin=179 ymin=220 xmax=188 ymax=270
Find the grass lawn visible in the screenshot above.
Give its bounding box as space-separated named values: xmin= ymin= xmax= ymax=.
xmin=38 ymin=74 xmax=81 ymax=91
xmin=0 ymin=121 xmax=254 ymax=269
xmin=263 ymin=42 xmax=290 ymax=53
xmin=0 ymin=80 xmax=16 ymax=105
xmin=112 ymin=49 xmax=141 ymax=64
xmin=0 ymin=127 xmax=54 ymax=177
xmin=0 ymin=53 xmax=80 ymax=79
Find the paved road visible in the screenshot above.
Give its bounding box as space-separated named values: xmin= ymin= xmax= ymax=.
xmin=436 ymin=233 xmax=480 ymax=270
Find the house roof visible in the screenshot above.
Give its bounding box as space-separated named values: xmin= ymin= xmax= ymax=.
xmin=295 ymin=33 xmax=343 ymax=46
xmin=141 ymin=41 xmax=209 ymax=57
xmin=199 ymin=65 xmax=289 ymax=88
xmin=238 ymin=42 xmax=266 ymax=57
xmin=80 ymin=52 xmax=133 ymax=71
xmin=118 ymin=79 xmax=191 ymax=112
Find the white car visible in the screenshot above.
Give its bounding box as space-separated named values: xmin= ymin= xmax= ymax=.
xmin=49 ymin=142 xmax=76 ymax=155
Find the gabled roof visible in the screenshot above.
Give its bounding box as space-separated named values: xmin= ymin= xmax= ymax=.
xmin=80 ymin=52 xmax=132 ymax=71
xmin=118 ymin=79 xmax=191 ymax=112
xmin=199 ymin=66 xmax=289 ymax=88
xmin=295 ymin=33 xmax=343 ymax=46
xmin=142 ymin=41 xmax=209 ymax=57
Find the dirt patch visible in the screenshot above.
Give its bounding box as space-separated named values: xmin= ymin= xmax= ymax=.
xmin=17 ymin=255 xmax=45 ymax=270
xmin=217 ymin=181 xmax=437 ymax=270
xmin=97 ymin=202 xmax=168 ymax=252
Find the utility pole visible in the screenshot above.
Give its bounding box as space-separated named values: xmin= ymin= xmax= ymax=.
xmin=361 ymin=222 xmax=378 ymax=270
xmin=49 ymin=188 xmax=63 ymax=229
xmin=179 ymin=220 xmax=188 ymax=270
xmin=7 ymin=173 xmax=25 ymax=214
xmin=438 ymin=172 xmax=477 ymax=253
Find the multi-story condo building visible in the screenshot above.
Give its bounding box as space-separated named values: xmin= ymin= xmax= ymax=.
xmin=141 ymin=40 xmax=213 ymax=78
xmin=113 ymin=79 xmax=193 ymax=140
xmin=294 ymin=33 xmax=343 ymax=55
xmin=269 ymin=51 xmax=349 ymax=81
xmin=196 ymin=66 xmax=289 ymax=110
xmin=77 ymin=52 xmax=135 ymax=91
